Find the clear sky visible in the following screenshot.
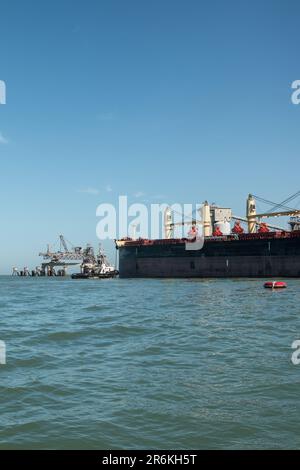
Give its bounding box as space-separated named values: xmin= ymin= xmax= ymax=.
xmin=0 ymin=0 xmax=299 ymax=272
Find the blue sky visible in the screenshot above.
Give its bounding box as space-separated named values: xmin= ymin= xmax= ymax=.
xmin=0 ymin=0 xmax=299 ymax=272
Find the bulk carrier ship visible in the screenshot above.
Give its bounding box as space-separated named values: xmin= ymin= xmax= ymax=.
xmin=115 ymin=194 xmax=300 ymax=278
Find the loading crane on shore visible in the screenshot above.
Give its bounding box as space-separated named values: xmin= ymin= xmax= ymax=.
xmin=38 ymin=235 xmax=85 ymax=275
xmin=59 ymin=234 xmax=69 ymax=253
xmin=39 ymin=235 xmax=84 ymax=262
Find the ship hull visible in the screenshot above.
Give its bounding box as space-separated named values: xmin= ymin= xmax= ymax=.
xmin=117 ymin=234 xmax=300 ymax=278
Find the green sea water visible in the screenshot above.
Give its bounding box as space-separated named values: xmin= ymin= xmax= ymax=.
xmin=0 ymin=276 xmax=300 ymax=449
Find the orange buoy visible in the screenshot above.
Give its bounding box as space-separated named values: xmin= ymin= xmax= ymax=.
xmin=264 ymin=281 xmax=287 ymax=289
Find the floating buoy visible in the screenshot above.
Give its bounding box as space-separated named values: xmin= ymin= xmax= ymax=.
xmin=264 ymin=281 xmax=287 ymax=289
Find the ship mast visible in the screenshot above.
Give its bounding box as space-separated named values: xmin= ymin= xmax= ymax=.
xmin=246 ymin=194 xmax=257 ymax=233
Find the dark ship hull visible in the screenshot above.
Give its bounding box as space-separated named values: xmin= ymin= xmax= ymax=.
xmin=116 ymin=231 xmax=300 ymax=278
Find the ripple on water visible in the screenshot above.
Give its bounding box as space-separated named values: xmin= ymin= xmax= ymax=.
xmin=1 ymin=276 xmax=300 ymax=449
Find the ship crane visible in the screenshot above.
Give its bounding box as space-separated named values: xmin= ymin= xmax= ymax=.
xmin=164 ymin=203 xmax=213 ymax=238
xmin=164 ymin=207 xmax=203 ymax=239
xmin=163 ymin=192 xmax=300 ymax=239
xmin=255 ymin=209 xmax=300 ymax=218
xmin=164 ymin=194 xmax=299 ymax=239
xmin=170 ymin=220 xmax=203 ymax=227
xmin=247 ymin=192 xmax=300 ymax=233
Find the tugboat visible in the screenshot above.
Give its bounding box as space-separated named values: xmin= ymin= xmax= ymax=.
xmin=71 ymin=244 xmax=119 ymax=279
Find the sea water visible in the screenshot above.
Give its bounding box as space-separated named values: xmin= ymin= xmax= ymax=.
xmin=0 ymin=276 xmax=300 ymax=449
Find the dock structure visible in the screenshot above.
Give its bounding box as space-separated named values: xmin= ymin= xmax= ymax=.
xmin=40 ymin=261 xmax=80 ymax=277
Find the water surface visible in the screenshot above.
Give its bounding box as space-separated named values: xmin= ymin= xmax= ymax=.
xmin=0 ymin=276 xmax=299 ymax=449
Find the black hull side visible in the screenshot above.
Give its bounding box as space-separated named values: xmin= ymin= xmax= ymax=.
xmin=118 ymin=237 xmax=300 ymax=278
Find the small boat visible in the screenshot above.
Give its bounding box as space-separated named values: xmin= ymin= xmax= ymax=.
xmin=71 ymin=244 xmax=119 ymax=279
xmin=264 ymin=281 xmax=287 ymax=289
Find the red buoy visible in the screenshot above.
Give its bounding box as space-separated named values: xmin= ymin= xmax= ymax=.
xmin=264 ymin=281 xmax=287 ymax=289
